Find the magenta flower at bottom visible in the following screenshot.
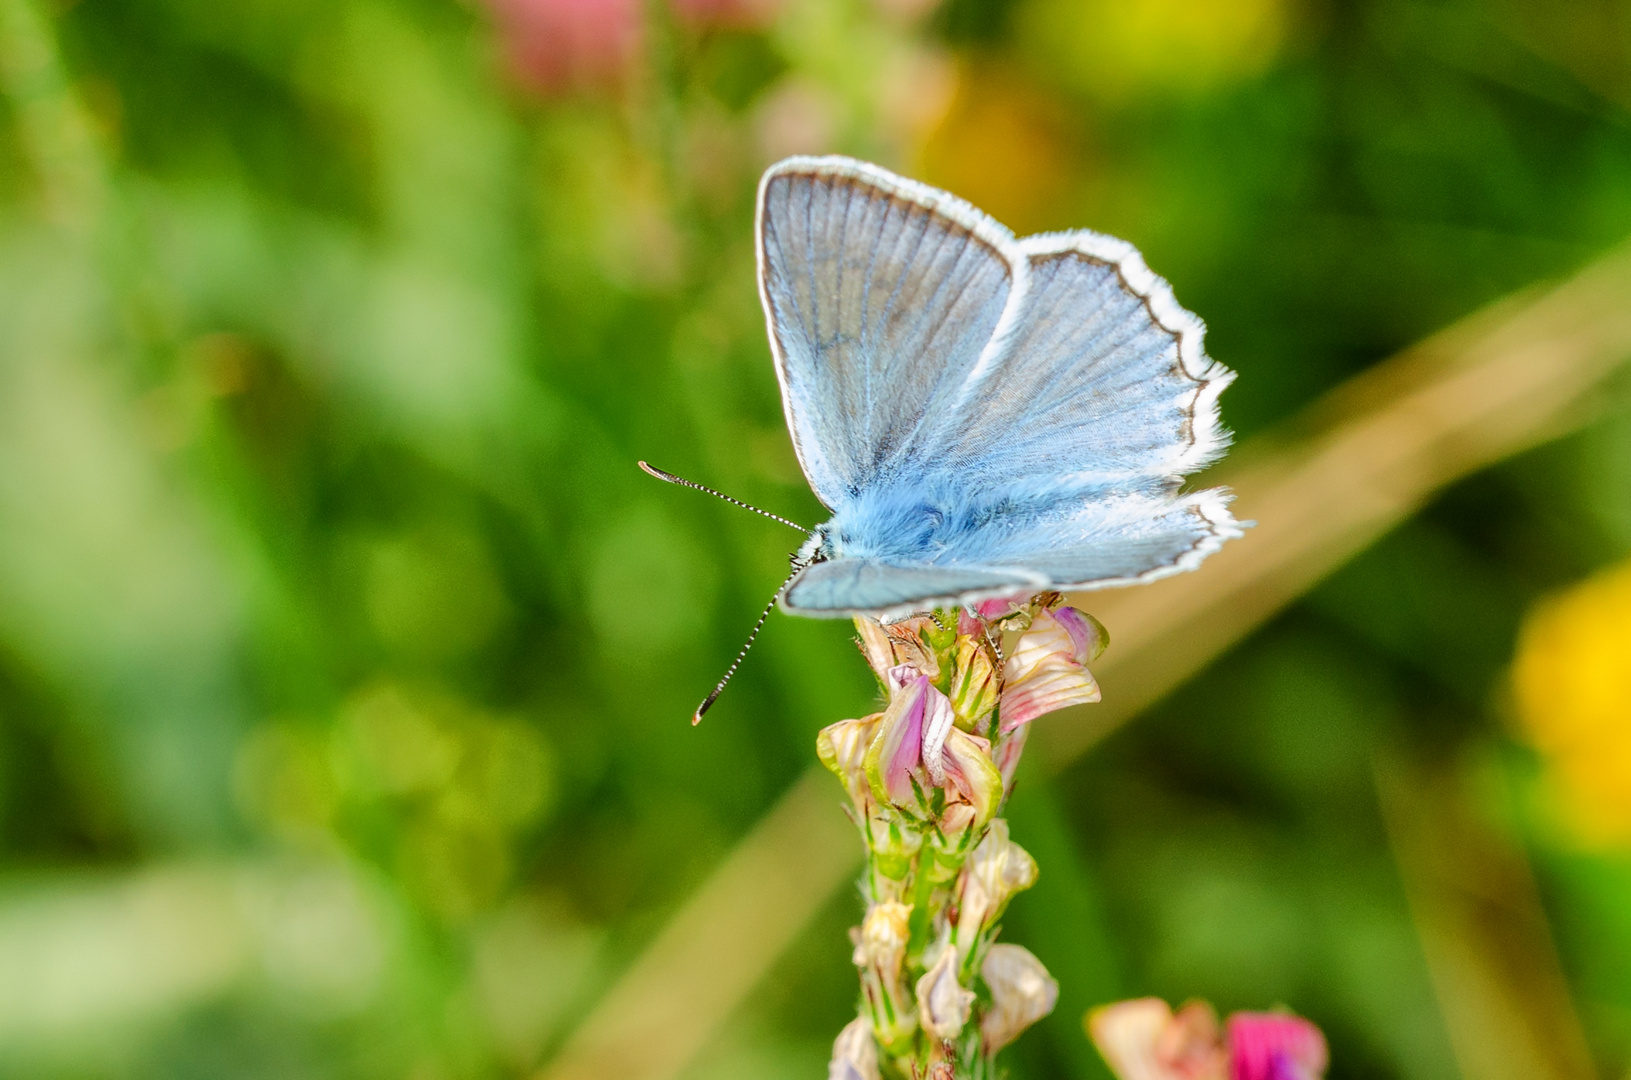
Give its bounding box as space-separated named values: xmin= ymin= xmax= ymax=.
xmin=1087 ymin=998 xmax=1327 ymax=1080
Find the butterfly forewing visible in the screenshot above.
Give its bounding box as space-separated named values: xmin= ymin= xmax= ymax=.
xmin=757 ymin=158 xmax=1023 ymax=507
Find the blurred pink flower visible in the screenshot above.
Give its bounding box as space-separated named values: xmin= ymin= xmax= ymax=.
xmin=1226 ymin=1013 xmax=1327 ymax=1080
xmin=1087 ymin=998 xmax=1327 ymax=1080
xmin=669 ymin=0 xmax=782 ymax=28
xmin=482 ymin=0 xmax=642 ymax=93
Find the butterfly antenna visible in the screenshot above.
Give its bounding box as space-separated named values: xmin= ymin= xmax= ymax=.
xmin=638 ymin=461 xmax=809 ymax=534
xmin=692 ymin=568 xmax=800 ymax=725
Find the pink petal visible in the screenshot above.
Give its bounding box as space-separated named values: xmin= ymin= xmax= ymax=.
xmin=1226 ymin=1013 xmax=1327 ymax=1080
xmin=999 ymin=659 xmax=1100 ymax=731
xmin=1054 ymin=606 xmax=1108 ymax=664
xmin=884 ymin=664 xmax=918 ymax=695
xmin=973 ymin=594 xmax=1029 ymax=620
xmin=484 ymin=0 xmax=642 ymax=92
xmin=884 ymin=681 xmax=927 ymax=803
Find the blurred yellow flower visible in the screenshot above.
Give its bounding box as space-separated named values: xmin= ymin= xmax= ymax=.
xmin=915 ymin=63 xmax=1074 ymax=236
xmin=1019 ymin=0 xmax=1289 ymax=102
xmin=1513 ymin=558 xmax=1631 ymax=846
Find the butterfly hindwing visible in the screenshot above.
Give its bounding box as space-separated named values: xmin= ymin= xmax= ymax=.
xmin=783 ymin=558 xmax=1044 ymax=618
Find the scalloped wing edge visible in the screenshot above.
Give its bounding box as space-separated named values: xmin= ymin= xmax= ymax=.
xmin=1014 ymin=229 xmax=1236 ymax=479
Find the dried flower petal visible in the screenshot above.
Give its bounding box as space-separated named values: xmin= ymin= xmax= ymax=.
xmin=980 ymin=944 xmax=1058 ymax=1053
xmin=1226 ymin=1013 xmax=1327 ymax=1080
xmin=886 ymin=617 xmax=942 ymax=680
xmin=916 ymin=944 xmax=974 ymax=1040
xmin=829 ymin=1016 xmax=881 ymax=1080
xmin=855 ymin=617 xmax=897 ymax=682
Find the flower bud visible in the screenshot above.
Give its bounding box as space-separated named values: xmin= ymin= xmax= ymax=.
xmin=980 ymin=944 xmax=1058 ymax=1053
xmin=949 ymin=636 xmax=999 ymax=729
xmin=828 ymin=1016 xmax=880 ymax=1080
xmin=916 ymin=944 xmax=974 ymax=1041
xmin=854 ymin=901 xmax=912 ymax=984
xmin=854 ymin=618 xmax=897 ymax=683
xmin=864 ymin=810 xmax=923 ymax=890
xmin=818 ymin=714 xmax=882 ymax=809
xmin=957 ymin=820 xmax=1037 ymax=947
xmin=1000 ymin=607 xmax=1103 ymax=731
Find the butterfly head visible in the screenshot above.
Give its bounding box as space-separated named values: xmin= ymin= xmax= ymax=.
xmin=793 ymin=527 xmax=832 ymax=570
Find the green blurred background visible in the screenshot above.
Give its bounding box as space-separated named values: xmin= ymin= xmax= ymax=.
xmin=1 ymin=0 xmax=1631 ymax=1076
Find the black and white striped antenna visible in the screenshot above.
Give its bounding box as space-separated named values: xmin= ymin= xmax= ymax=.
xmin=637 ymin=461 xmax=811 ymax=722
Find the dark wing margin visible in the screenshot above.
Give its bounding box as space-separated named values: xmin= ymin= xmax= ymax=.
xmin=756 ymin=156 xmax=1029 ymax=508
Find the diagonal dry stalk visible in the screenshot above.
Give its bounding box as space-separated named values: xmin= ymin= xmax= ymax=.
xmin=539 ymin=241 xmax=1631 ymax=1080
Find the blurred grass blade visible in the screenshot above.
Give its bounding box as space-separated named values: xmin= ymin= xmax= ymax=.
xmin=1374 ymin=747 xmax=1598 ymax=1080
xmin=539 ymin=243 xmax=1631 ymax=1080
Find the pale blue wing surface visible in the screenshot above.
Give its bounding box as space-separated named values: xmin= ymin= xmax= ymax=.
xmin=918 ymin=231 xmax=1232 ymax=494
xmin=944 ymin=489 xmax=1240 ymax=589
xmin=783 ymin=559 xmax=1044 ymax=618
xmin=757 ymin=157 xmax=1024 ymax=508
xmin=782 ymin=486 xmax=1239 ymax=617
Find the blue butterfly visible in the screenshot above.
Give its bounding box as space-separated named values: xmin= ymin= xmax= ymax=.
xmin=647 ymin=155 xmax=1242 ymax=718
xmin=760 ymin=156 xmax=1240 ymax=614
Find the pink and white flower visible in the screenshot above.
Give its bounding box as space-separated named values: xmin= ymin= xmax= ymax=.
xmin=999 ymin=606 xmax=1106 ymax=731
